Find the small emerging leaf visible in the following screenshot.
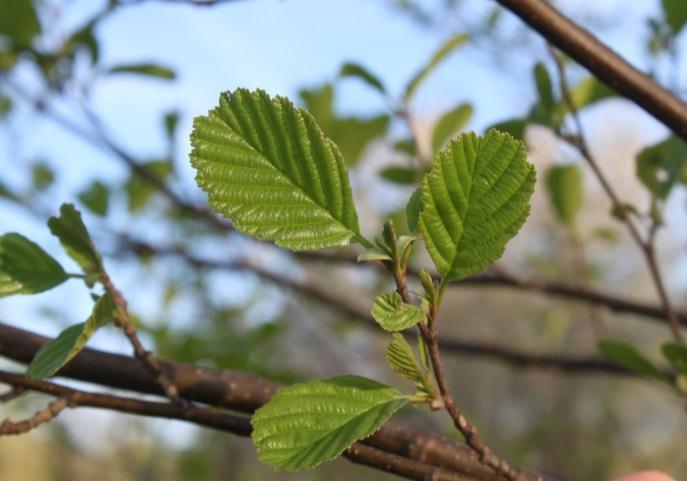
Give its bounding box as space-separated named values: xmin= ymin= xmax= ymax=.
xmin=48 ymin=203 xmax=103 ymax=286
xmin=251 ymin=375 xmax=408 ymax=471
xmin=419 ymin=131 xmax=535 ymax=280
xmin=78 ymin=181 xmax=109 ymax=217
xmin=357 ymin=248 xmax=392 ymax=263
xmin=599 ymin=340 xmax=671 ymax=384
xmin=372 ymin=291 xmax=425 ymax=332
xmin=636 ymin=136 xmax=687 ymax=199
xmin=546 ymin=164 xmax=583 ymax=227
xmin=386 ymin=333 xmax=424 ymax=384
xmin=27 ymin=292 xmax=117 ymax=378
xmin=662 ymin=342 xmax=687 ymax=374
xmin=0 ymin=233 xmax=68 ymax=297
xmin=380 ymin=166 xmax=421 ymax=185
xmin=406 ymin=187 xmax=422 ymax=233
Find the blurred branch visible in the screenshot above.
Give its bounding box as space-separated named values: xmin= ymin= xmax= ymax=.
xmin=548 ymin=46 xmax=684 ymax=342
xmin=494 ymin=0 xmax=687 ymax=141
xmin=123 ymin=236 xmax=687 ymax=329
xmin=116 ymin=237 xmax=640 ymax=377
xmin=0 ymin=322 xmax=556 ymax=481
xmin=0 ymin=397 xmax=67 ymax=436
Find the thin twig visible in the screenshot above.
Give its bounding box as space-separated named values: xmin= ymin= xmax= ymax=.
xmin=99 ymin=272 xmax=182 ymax=399
xmin=390 ymin=267 xmax=534 ymax=481
xmin=0 ymin=397 xmax=68 ymax=436
xmin=0 ymin=370 xmax=488 ymax=481
xmin=548 ymin=45 xmax=684 ymax=342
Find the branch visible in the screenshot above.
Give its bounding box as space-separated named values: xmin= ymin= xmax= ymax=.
xmin=0 ymin=397 xmax=67 ymax=436
xmin=0 ymin=322 xmax=556 ymax=481
xmin=548 ymin=46 xmax=684 ymax=342
xmin=494 ymin=0 xmax=687 ymax=141
xmin=116 ymin=239 xmax=635 ymax=377
xmin=0 ymin=371 xmax=473 ymax=481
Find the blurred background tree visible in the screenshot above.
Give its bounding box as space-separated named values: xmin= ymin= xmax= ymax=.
xmin=0 ymin=1 xmax=686 ymax=480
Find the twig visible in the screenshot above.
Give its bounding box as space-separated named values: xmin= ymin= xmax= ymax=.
xmin=389 ymin=267 xmax=533 ymax=481
xmin=99 ymin=272 xmax=182 ymax=399
xmin=115 ymin=239 xmax=637 ymax=377
xmin=0 ymin=397 xmax=68 ymax=436
xmin=0 ymin=322 xmax=557 ymax=481
xmin=0 ymin=387 xmax=26 ymax=402
xmin=494 ymin=0 xmax=687 ymax=141
xmin=548 ymin=45 xmax=684 ymax=342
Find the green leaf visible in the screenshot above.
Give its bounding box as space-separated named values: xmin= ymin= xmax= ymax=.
xmin=534 ymin=63 xmax=555 ymax=114
xmin=636 ymin=136 xmax=687 ymax=198
xmin=567 ymin=77 xmax=616 ymax=111
xmin=78 ymin=181 xmax=109 ymax=217
xmin=191 ymin=88 xmax=365 ymax=251
xmin=662 ymin=0 xmax=687 ymax=34
xmin=662 ymin=342 xmax=687 ymax=374
xmin=419 ymin=131 xmax=535 ymax=280
xmin=386 ymin=333 xmax=424 ymax=384
xmin=48 ymin=203 xmax=103 ymax=286
xmin=108 ymin=63 xmax=176 ymax=80
xmin=0 ymin=0 xmax=41 ymax=48
xmin=598 ymin=340 xmax=671 ymax=384
xmin=0 ymin=233 xmax=68 ymax=297
xmin=27 ymin=292 xmax=117 ymax=379
xmin=31 ymin=161 xmax=55 ymax=192
xmin=125 ymin=159 xmax=172 ymax=211
xmin=331 ymin=115 xmax=389 ymax=167
xmin=380 ymin=166 xmax=422 ymax=185
xmin=251 ymin=375 xmax=408 ymax=471
xmin=406 ymin=187 xmax=422 ymax=233
xmin=404 ymin=33 xmax=469 ymax=102
xmin=357 ymin=248 xmax=392 ymax=263
xmin=431 ymin=103 xmax=473 ymax=154
xmin=372 ymin=291 xmax=425 ymax=332
xmin=339 ymin=62 xmax=386 ymax=95
xmin=546 ymin=164 xmax=583 ymax=227
xmin=486 ymin=118 xmax=528 ymax=141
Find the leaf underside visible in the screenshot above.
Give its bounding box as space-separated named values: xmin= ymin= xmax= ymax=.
xmin=191 ymin=88 xmax=362 ymax=251
xmin=251 ymin=375 xmax=407 ymax=471
xmin=419 ymin=131 xmax=535 ymax=280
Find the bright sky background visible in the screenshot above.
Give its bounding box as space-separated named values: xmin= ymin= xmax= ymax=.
xmin=0 ymin=0 xmax=681 ymax=350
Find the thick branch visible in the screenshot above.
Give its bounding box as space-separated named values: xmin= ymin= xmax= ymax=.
xmin=494 ymin=0 xmax=687 ymax=140
xmin=0 ymin=371 xmax=471 ymax=481
xmin=0 ymin=322 xmax=535 ymax=481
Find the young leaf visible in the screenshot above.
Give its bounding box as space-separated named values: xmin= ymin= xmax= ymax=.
xmin=107 ymin=63 xmax=176 ymax=80
xmin=486 ymin=118 xmax=528 ymax=141
xmin=0 ymin=233 xmax=68 ymax=297
xmin=662 ymin=342 xmax=687 ymax=374
xmin=191 ymin=89 xmax=366 ymax=251
xmin=372 ymin=291 xmax=425 ymax=332
xmin=404 ymin=33 xmax=469 ymax=102
xmin=598 ymin=340 xmax=671 ymax=384
xmin=251 ymin=375 xmax=408 ymax=471
xmin=546 ymin=164 xmax=583 ymax=227
xmin=386 ymin=333 xmax=424 ymax=384
xmin=380 ymin=166 xmax=421 ymax=185
xmin=635 ymin=136 xmax=687 ymax=199
xmin=419 ymin=131 xmax=535 ymax=280
xmin=406 ymin=187 xmax=422 ymax=233
xmin=662 ymin=0 xmax=687 ymax=34
xmin=357 ymin=248 xmax=392 ymax=263
xmin=339 ymin=62 xmax=386 ymax=95
xmin=125 ymin=159 xmax=172 ymax=212
xmin=48 ymin=203 xmax=103 ymax=286
xmin=566 ymin=77 xmax=616 ymax=111
xmin=27 ymin=292 xmax=117 ymax=378
xmin=78 ymin=180 xmax=110 ymax=217
xmin=431 ymin=103 xmax=473 ymax=154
